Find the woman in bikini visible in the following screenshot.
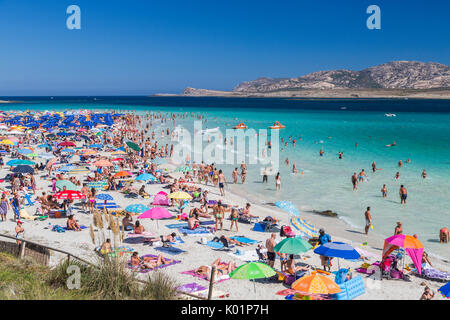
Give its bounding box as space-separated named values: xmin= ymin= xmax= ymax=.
xmin=131 ymin=252 xmax=167 ymax=270
xmin=195 ymin=258 xmax=237 ymax=281
xmin=229 ymin=208 xmax=239 ymax=232
xmin=88 ymin=188 xmax=96 ymax=214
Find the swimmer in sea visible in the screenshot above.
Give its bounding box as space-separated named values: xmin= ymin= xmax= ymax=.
xmin=395 ymin=172 xmax=400 ymax=180
xmin=398 ymin=160 xmax=403 ymax=168
xmin=319 ymin=149 xmax=324 ymax=157
xmin=292 ymin=162 xmax=298 ymax=174
xmin=285 ymin=158 xmax=289 ymax=166
xmin=352 ymin=173 xmax=358 ymax=190
xmin=422 ymin=169 xmax=427 ymax=179
xmin=338 ymin=152 xmax=343 ymax=159
xmin=358 ymin=169 xmax=367 ymax=182
xmin=372 ymin=161 xmax=377 ymax=173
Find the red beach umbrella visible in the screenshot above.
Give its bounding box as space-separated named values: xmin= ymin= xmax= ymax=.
xmin=53 ymin=190 xmax=86 ymax=200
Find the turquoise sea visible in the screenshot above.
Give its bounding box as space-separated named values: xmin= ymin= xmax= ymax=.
xmin=4 ymin=96 xmax=450 ymax=260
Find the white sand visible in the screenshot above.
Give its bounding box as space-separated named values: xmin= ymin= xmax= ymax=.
xmin=0 ymin=158 xmax=448 ymax=301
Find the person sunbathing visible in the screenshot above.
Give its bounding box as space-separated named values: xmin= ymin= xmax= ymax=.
xmin=133 ymin=220 xmax=145 ymax=234
xmin=67 ymin=215 xmax=81 ymax=231
xmin=100 ymin=239 xmax=112 ymax=254
xmin=188 ymin=214 xmax=200 ymax=230
xmin=131 ymin=252 xmax=167 ymax=270
xmin=241 ymin=203 xmax=259 ymax=218
xmin=195 ymin=258 xmax=237 ymax=280
xmin=212 ymin=235 xmax=250 ymax=247
xmin=138 ymin=185 xmax=149 ymax=197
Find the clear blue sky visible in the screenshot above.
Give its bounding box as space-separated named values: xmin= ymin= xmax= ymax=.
xmin=0 ymin=0 xmax=449 ymax=95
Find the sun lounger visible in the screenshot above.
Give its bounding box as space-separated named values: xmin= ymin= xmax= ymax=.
xmin=24 ymin=193 xmax=35 ymax=206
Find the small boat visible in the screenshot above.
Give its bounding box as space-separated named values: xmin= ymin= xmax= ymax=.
xmin=384 ymin=113 xmax=396 ymax=117
xmin=233 ymin=123 xmax=248 ymax=129
xmin=268 ymin=121 xmax=285 ymax=129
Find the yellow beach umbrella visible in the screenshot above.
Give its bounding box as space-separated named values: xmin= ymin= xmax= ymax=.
xmin=0 ymin=139 xmax=14 ymax=145
xmin=167 ymin=191 xmax=192 ymax=200
xmin=111 ymin=150 xmax=127 ymax=155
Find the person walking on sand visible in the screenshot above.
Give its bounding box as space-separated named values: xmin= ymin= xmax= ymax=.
xmin=262 ymin=167 xmax=268 ymax=183
xmin=266 ymin=233 xmax=277 ymax=268
xmin=232 ymin=168 xmax=238 ymax=184
xmin=275 ymin=172 xmax=281 ymax=191
xmin=400 ymin=185 xmax=407 ymax=204
xmin=364 ymin=207 xmax=372 ymax=235
xmin=218 ymin=169 xmax=227 ymax=197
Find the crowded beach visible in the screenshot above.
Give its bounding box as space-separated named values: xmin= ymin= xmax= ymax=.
xmin=0 ymin=109 xmax=448 ymax=300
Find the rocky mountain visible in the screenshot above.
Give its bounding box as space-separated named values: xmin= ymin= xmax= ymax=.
xmin=232 ymin=61 xmax=450 ymax=93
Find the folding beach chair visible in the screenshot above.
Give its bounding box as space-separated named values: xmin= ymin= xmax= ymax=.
xmin=24 ymin=193 xmax=35 ymax=206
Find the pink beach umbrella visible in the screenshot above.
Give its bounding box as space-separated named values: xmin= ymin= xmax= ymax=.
xmin=382 ymin=234 xmax=424 ymax=275
xmin=152 ymin=191 xmax=169 ymax=206
xmin=138 ymin=207 xmax=173 ymax=229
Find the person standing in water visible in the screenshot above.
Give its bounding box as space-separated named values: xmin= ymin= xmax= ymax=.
xmin=381 ymin=184 xmax=387 ymax=198
xmin=422 ymin=170 xmax=427 ymax=179
xmin=364 ymin=207 xmax=372 ymax=235
xmin=232 ymin=168 xmax=238 ymax=184
xmin=262 ymin=167 xmax=268 ymax=183
xmin=399 ymin=185 xmax=407 ymax=204
xmin=352 ymin=173 xmax=358 ymax=190
xmin=292 ymin=162 xmax=298 ymax=174
xmin=372 ymin=161 xmax=377 ymax=173
xmin=275 ymin=172 xmax=281 ymax=191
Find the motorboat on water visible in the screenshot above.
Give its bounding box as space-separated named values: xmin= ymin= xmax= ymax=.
xmin=233 ymin=123 xmax=248 ymax=129
xmin=384 ymin=113 xmax=397 ymax=117
xmin=268 ymin=121 xmax=285 ymax=129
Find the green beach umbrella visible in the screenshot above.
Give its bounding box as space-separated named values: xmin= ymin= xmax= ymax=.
xmin=55 ymin=180 xmax=78 ymax=191
xmin=273 ymin=237 xmax=312 ymax=255
xmin=126 ymin=141 xmax=141 ymax=152
xmin=27 ymin=153 xmax=39 ymax=158
xmin=229 ymin=262 xmax=276 ymax=297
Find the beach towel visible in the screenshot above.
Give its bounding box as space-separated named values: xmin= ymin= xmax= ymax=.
xmin=24 ymin=194 xmax=35 ymax=206
xmin=178 ymin=227 xmax=212 ymax=236
xmin=154 ymin=246 xmax=186 ymax=255
xmin=230 ymin=236 xmax=258 ymax=244
xmin=166 ymin=222 xmax=188 ymax=229
xmin=170 ymin=236 xmax=185 ymax=245
xmin=206 ymin=241 xmax=225 ymax=249
xmin=226 ymin=249 xmax=260 ymax=262
xmin=276 ymin=288 xmax=300 ymax=296
xmin=126 ymin=231 xmax=155 ymax=238
xmin=412 ymin=263 xmax=450 ymax=282
xmin=128 ymin=254 xmax=181 ymax=273
xmin=196 ymin=289 xmax=230 ymax=299
xmin=177 ymin=282 xmax=207 ymax=294
xmin=62 ymin=225 xmax=88 ymax=231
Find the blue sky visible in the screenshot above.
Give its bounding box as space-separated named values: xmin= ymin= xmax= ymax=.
xmin=0 ymin=0 xmax=449 ymax=95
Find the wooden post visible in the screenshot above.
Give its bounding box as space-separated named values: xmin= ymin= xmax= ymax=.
xmin=207 ymin=265 xmax=216 ymax=300
xmin=67 ymin=254 xmax=71 ymax=264
xmin=19 ymin=241 xmax=26 ymax=259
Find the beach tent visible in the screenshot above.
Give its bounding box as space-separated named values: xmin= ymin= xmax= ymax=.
xmin=382 ymin=235 xmax=424 ymax=275
xmin=153 ymin=191 xmax=169 ymax=206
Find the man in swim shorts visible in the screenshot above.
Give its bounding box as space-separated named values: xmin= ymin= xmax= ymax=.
xmin=399 ymin=185 xmax=407 ymax=204
xmin=440 ymin=227 xmax=449 ymax=243
xmin=364 ymin=207 xmax=372 ymax=235
xmin=266 ymin=233 xmax=277 ymax=268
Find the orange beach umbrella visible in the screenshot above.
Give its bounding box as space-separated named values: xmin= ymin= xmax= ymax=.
xmin=291 ymin=272 xmax=341 ymax=294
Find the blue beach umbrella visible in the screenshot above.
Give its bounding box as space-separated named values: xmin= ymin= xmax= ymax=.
xmin=314 ymin=241 xmax=361 ymax=269
xmin=125 ymin=204 xmax=150 ymax=214
xmin=438 ymin=282 xmax=450 ymax=299
xmin=18 ymin=148 xmax=33 ymax=155
xmin=96 ymin=193 xmax=114 ymax=201
xmin=60 ymin=148 xmax=75 ymax=153
xmin=274 ymin=201 xmax=300 ymax=217
xmin=135 ymin=173 xmax=157 ymax=182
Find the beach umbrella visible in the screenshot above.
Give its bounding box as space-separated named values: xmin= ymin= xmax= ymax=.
xmin=6 ymin=159 xmax=35 ymax=166
xmin=111 ymin=157 xmax=124 ymax=162
xmin=94 ymin=159 xmax=114 ymax=167
xmin=96 ymin=193 xmax=114 ymax=201
xmin=126 ymin=141 xmax=141 ymax=152
xmin=291 ymin=272 xmax=341 ymax=295
xmin=382 ymin=234 xmax=424 ymax=275
xmin=0 ymin=139 xmax=14 ymax=146
xmin=12 ymin=165 xmax=34 ymax=174
xmin=138 ymin=207 xmax=172 ymax=228
xmin=112 ymin=150 xmax=127 ymax=155
xmin=229 ymin=262 xmax=276 ymax=297
xmin=82 ymin=149 xmax=97 ymax=155
xmin=274 ymin=201 xmax=300 ymax=217
xmin=59 ymin=141 xmax=76 ymax=147
xmin=314 ymin=242 xmax=361 ymax=260
xmin=39 ymin=153 xmax=56 ymax=160
xmin=314 ymin=241 xmax=360 ymax=270
xmin=58 ymin=165 xmax=74 ymax=172
xmin=114 ymin=171 xmax=132 ymax=178
xmin=18 ymin=148 xmax=33 ymax=155
xmin=27 ymin=153 xmax=38 ymax=158
xmin=125 ymin=204 xmax=150 ymax=214
xmin=138 ymin=207 xmax=172 ymax=220
xmin=90 ymin=144 xmax=103 ymax=149
xmin=438 ymin=282 xmax=450 ymax=299
xmin=60 ymin=148 xmax=75 ymax=153
xmin=167 ymin=191 xmax=192 ymax=200
xmin=135 ymin=173 xmax=157 ymax=182
xmin=53 ymin=190 xmax=85 ymax=200
xmin=55 ymin=180 xmax=78 ymax=191
xmin=273 ymin=237 xmax=312 ymax=255
xmin=290 ymin=217 xmax=320 ymax=239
